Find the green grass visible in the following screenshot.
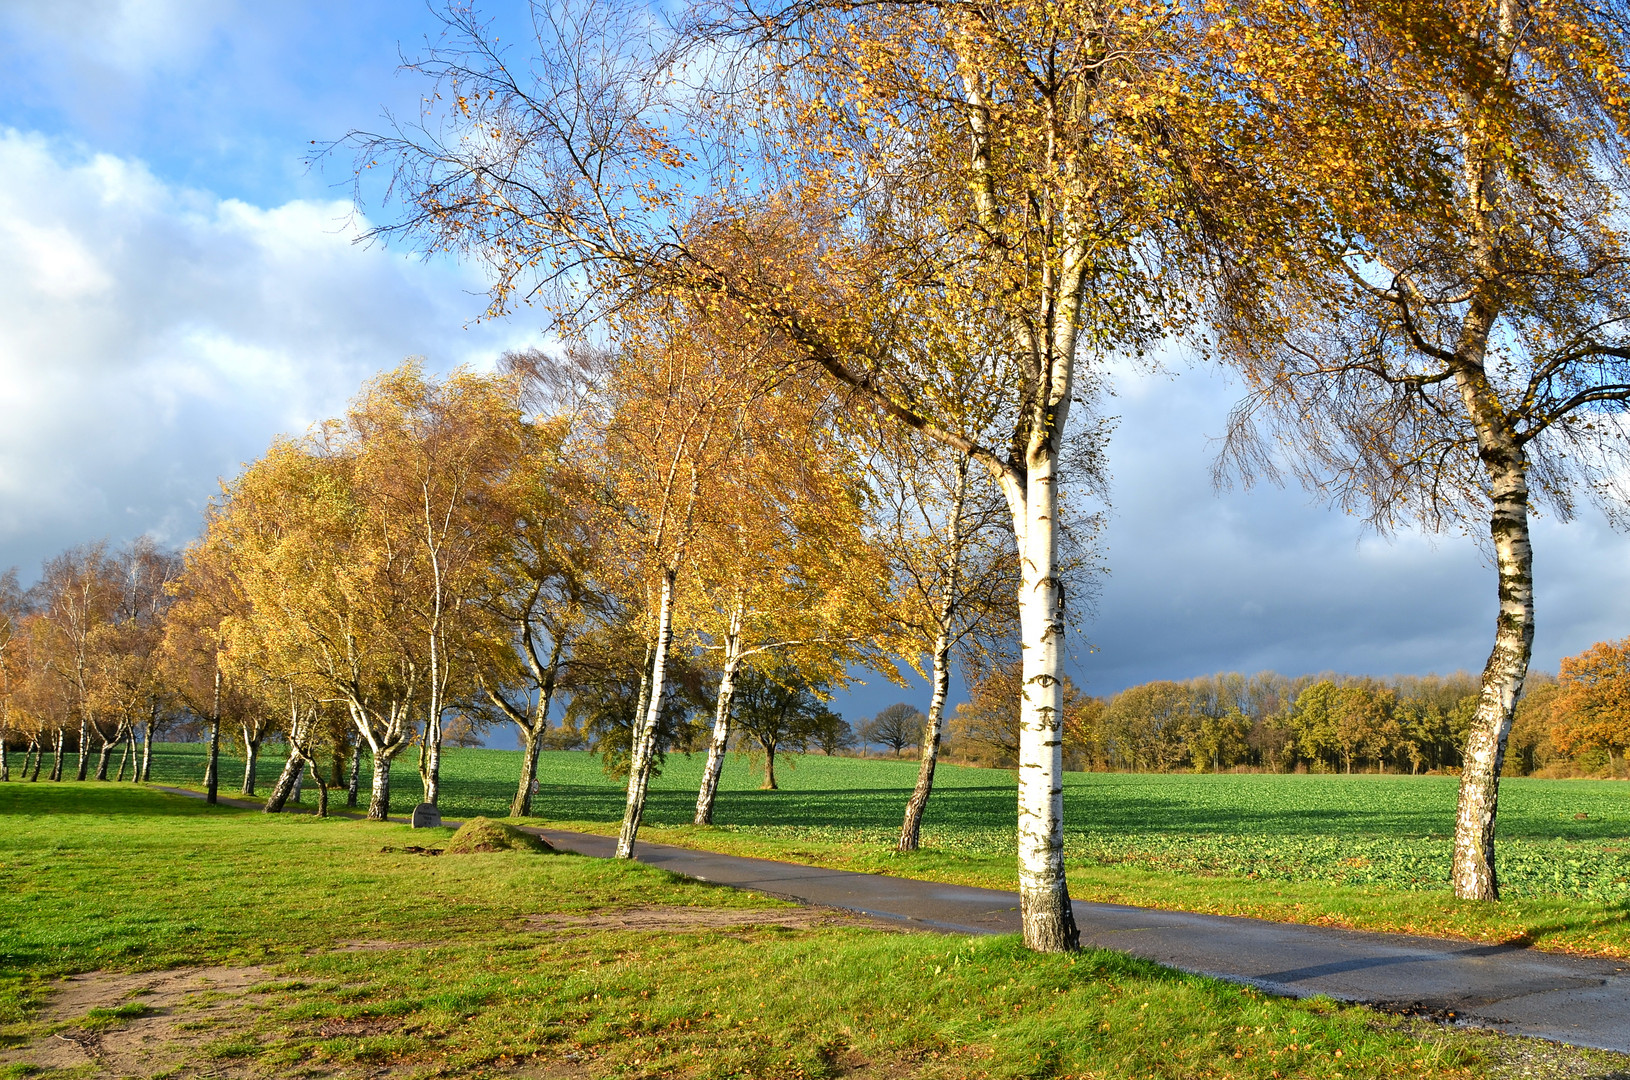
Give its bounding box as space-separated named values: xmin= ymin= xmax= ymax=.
xmin=0 ymin=782 xmax=770 ymax=984
xmin=0 ymin=782 xmax=1519 ymax=1078
xmin=137 ymin=743 xmax=1630 ymax=954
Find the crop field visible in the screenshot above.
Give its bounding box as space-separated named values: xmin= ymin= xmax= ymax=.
xmin=142 ymin=742 xmax=1630 ymax=907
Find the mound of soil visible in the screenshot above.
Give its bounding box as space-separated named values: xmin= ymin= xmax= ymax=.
xmin=443 ymin=817 xmax=557 ymax=855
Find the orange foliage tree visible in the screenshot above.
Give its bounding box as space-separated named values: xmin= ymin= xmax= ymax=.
xmin=1554 ymin=639 xmax=1630 ymax=772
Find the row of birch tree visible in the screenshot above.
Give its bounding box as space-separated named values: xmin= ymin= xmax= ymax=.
xmin=0 ymin=310 xmax=1038 ymax=861
xmin=324 ymin=0 xmax=1630 ymax=945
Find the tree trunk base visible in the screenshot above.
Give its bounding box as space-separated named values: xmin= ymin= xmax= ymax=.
xmin=1020 ymin=890 xmax=1081 ymax=953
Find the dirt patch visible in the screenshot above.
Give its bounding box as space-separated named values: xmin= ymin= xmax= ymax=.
xmin=525 ymin=904 xmax=904 ymax=934
xmin=380 ymin=844 xmax=443 ymax=855
xmin=0 ymin=964 xmax=269 ymax=1078
xmin=328 ymin=939 xmax=416 ymax=954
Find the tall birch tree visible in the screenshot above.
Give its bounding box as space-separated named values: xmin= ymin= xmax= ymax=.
xmin=600 ymin=297 xmax=777 ymax=858
xmin=476 ymin=410 xmax=612 ymax=817
xmin=345 ymin=362 xmax=522 ymax=806
xmin=1208 ymin=0 xmax=1630 ymax=899
xmin=867 ymin=438 xmax=1020 ymax=851
xmin=687 ymin=366 xmax=893 ymax=826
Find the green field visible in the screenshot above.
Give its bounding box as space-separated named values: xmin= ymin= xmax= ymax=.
xmin=0 ymin=783 xmax=1519 ymax=1079
xmin=143 ymin=742 xmax=1630 ymax=904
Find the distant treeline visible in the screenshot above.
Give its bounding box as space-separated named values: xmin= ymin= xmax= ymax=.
xmin=939 ymin=657 xmax=1629 ymax=779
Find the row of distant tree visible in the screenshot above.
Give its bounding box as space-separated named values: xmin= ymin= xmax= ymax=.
xmin=849 ymin=649 xmax=1630 ymax=780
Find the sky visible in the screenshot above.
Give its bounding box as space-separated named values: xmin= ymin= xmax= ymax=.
xmin=1 ymin=0 xmax=1627 ymax=737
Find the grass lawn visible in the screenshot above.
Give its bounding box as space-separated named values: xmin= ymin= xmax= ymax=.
xmin=141 ymin=743 xmax=1630 ymax=957
xmin=0 ymin=781 xmax=1589 ymax=1079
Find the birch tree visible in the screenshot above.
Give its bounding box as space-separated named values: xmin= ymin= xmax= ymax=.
xmin=13 ymin=617 xmax=70 ymax=782
xmin=211 ymin=441 xmax=421 ymax=820
xmin=687 ymin=366 xmax=893 ymax=826
xmin=344 ymin=362 xmax=521 ymax=806
xmin=599 ymin=297 xmax=777 ymax=858
xmin=339 ymin=0 xmax=1177 ymax=949
xmin=164 ymin=525 xmax=270 ymax=803
xmin=867 ymin=438 xmax=1020 ymax=851
xmin=475 ymin=408 xmax=612 ymax=817
xmin=1208 ymin=0 xmax=1630 ymax=898
xmin=31 ymin=544 xmax=116 ymax=782
xmin=88 ymin=541 xmax=180 ymax=783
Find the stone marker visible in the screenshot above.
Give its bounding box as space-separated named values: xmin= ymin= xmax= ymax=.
xmin=411 ymin=802 xmax=441 ymax=829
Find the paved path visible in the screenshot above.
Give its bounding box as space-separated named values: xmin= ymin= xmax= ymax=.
xmin=151 ymin=785 xmax=1630 ymax=1052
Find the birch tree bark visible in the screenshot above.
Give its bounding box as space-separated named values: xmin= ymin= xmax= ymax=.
xmin=75 ymin=714 xmax=89 ymax=781
xmin=693 ymin=596 xmax=744 ymax=825
xmin=347 ymin=749 xmax=362 ymax=808
xmin=898 ymin=626 xmax=951 ymax=852
xmin=140 ymin=705 xmax=156 ymax=782
xmin=205 ymin=669 xmax=221 ymax=805
xmin=1448 ymin=334 xmax=1536 ymax=898
xmin=264 ymin=752 xmax=306 ymax=813
xmin=95 ymin=730 xmax=115 ymax=781
xmin=241 ymin=724 xmax=262 ymax=795
xmin=616 ymin=567 xmax=675 ymax=858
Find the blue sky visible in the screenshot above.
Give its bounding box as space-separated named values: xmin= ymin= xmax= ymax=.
xmin=1 ymin=0 xmax=1627 ymax=738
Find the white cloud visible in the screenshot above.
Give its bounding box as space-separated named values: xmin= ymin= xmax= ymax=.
xmin=0 ymin=129 xmax=534 ymax=575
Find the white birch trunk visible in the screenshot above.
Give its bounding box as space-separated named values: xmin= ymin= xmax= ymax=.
xmin=369 ymin=753 xmax=393 ymax=820
xmin=264 ymin=751 xmax=306 ymax=813
xmin=1451 ymin=426 xmax=1534 ymax=899
xmin=617 ymin=567 xmax=676 ymax=858
xmin=347 ymin=747 xmax=362 ymax=808
xmin=509 ymin=634 xmax=564 ymax=817
xmin=694 ymin=597 xmax=745 ymax=826
xmin=140 ymin=711 xmax=155 ymax=782
xmin=898 ymin=627 xmax=952 ymax=852
xmin=422 ymin=710 xmax=443 ymax=807
xmin=899 ymin=457 xmax=967 ymax=852
xmin=241 ymin=728 xmax=261 ymax=796
xmin=1004 ymin=449 xmax=1080 ymax=952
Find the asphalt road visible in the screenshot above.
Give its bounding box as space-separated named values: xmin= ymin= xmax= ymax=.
xmin=150 ymin=786 xmax=1630 ymax=1052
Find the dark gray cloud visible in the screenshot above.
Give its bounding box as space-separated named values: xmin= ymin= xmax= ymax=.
xmin=1078 ymin=364 xmax=1630 ymax=693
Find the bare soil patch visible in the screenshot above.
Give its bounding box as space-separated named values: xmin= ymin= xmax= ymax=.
xmin=0 ymin=964 xmax=268 ymax=1078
